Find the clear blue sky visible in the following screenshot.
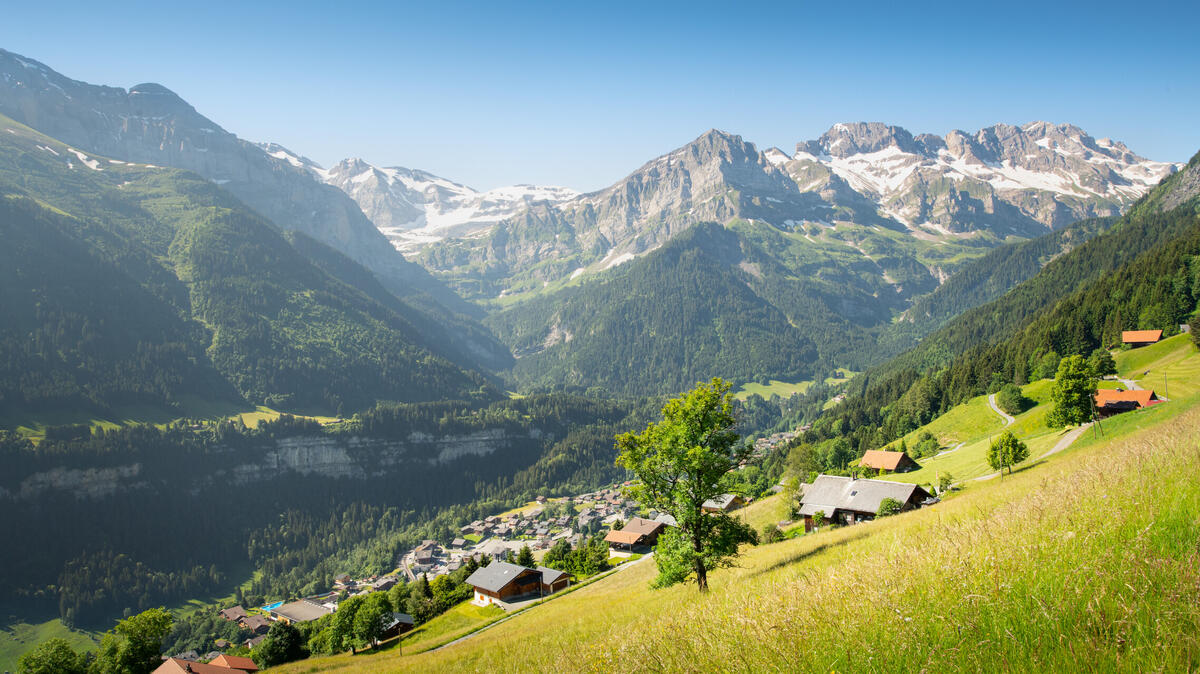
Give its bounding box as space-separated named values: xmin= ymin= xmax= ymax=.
xmin=3 ymin=1 xmax=1197 ymax=191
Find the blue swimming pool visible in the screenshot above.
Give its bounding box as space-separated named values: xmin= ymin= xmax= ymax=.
xmin=260 ymin=600 xmax=284 ymax=611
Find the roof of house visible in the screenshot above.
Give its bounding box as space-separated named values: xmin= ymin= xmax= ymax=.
xmin=153 ymin=657 xmax=256 ymax=674
xmin=272 ymin=599 xmax=333 ymax=623
xmin=859 ymin=450 xmax=913 ymax=471
xmin=241 ymin=615 xmax=271 ymax=630
xmin=604 ymin=529 xmax=643 ymax=545
xmin=538 ymin=566 xmax=570 ymax=584
xmin=464 ymin=561 xmax=539 ymax=593
xmin=1095 ymin=389 xmax=1158 ymax=407
xmin=798 ymin=475 xmax=930 ymax=517
xmin=218 ymin=606 xmax=247 ymax=621
xmin=209 ymin=655 xmax=258 ymax=672
xmin=702 ymin=493 xmax=743 ymax=510
xmin=621 ymin=516 xmax=665 ymax=536
xmin=1122 ymin=329 xmax=1163 ymax=343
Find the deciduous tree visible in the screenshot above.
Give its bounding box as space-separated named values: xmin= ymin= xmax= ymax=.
xmin=1047 ymin=355 xmax=1097 ymax=428
xmin=616 ymin=378 xmax=756 ymax=592
xmin=987 ymin=431 xmax=1030 ymax=476
xmin=89 ymin=608 xmax=173 ymax=674
xmin=18 ymin=638 xmax=87 ymax=674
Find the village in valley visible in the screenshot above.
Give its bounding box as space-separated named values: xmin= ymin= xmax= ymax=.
xmin=157 ymin=328 xmax=1186 ymax=672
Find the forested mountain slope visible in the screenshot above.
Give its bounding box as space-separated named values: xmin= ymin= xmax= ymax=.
xmin=0 ymin=48 xmax=513 ymax=372
xmin=0 ymin=115 xmax=496 ymax=417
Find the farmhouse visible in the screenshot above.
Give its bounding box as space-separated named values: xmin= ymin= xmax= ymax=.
xmin=1122 ymin=329 xmax=1163 ymax=347
xmin=603 ymin=516 xmax=667 ymax=550
xmin=701 ymin=493 xmax=746 ymax=513
xmin=240 ymin=615 xmax=272 ymax=635
xmin=798 ymin=475 xmax=933 ymax=531
xmin=465 ymin=561 xmax=571 ymax=607
xmin=381 ymin=612 xmax=415 ymax=639
xmin=208 ymin=655 xmax=258 ymax=672
xmin=859 ymin=449 xmax=920 ymax=473
xmin=1094 ymin=389 xmax=1160 ymax=416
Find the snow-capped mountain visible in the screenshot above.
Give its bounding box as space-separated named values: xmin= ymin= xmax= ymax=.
xmin=381 ymin=122 xmax=1177 ymax=300
xmin=268 ymin=150 xmax=579 ymax=252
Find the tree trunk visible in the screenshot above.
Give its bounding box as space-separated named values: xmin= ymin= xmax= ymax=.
xmin=693 ymin=533 xmax=708 ymax=592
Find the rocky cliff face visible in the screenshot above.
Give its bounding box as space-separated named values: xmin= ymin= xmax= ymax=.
xmin=6 ymin=429 xmax=548 ymax=501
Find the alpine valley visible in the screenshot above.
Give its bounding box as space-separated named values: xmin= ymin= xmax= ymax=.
xmin=2 ymin=40 xmax=1199 ymax=674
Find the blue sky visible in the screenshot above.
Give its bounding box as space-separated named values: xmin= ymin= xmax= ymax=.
xmin=4 ymin=1 xmax=1198 ymax=191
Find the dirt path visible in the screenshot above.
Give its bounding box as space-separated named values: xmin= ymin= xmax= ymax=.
xmin=987 ymin=393 xmax=1015 ymax=427
xmin=970 ymin=422 xmax=1092 ymax=483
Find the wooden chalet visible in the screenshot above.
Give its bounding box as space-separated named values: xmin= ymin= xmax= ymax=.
xmin=798 ymin=475 xmax=933 ymax=532
xmin=1094 ymin=388 xmax=1160 ymax=417
xmin=239 ymin=615 xmax=272 ymax=635
xmin=859 ymin=449 xmax=920 ymax=473
xmin=209 ymin=655 xmax=258 ymax=672
xmin=380 ymin=612 xmax=415 ymax=640
xmin=1122 ymin=329 xmax=1163 ymax=347
xmin=701 ymin=493 xmax=746 ymax=513
xmin=603 ymin=516 xmax=667 ymax=550
xmin=465 ymin=561 xmax=571 ymax=607
xmin=217 ymin=606 xmax=247 ymax=622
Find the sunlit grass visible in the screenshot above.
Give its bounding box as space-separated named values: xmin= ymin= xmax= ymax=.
xmin=281 ymin=399 xmax=1200 ymax=672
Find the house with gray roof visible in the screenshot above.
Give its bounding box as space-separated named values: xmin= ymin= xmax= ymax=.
xmin=798 ymin=475 xmax=933 ymax=531
xmin=465 ymin=561 xmax=571 ymax=608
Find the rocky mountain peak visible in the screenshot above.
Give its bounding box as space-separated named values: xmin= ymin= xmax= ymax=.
xmin=812 ymin=122 xmax=922 ymax=158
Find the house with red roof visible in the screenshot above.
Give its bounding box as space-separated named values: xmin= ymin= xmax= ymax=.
xmin=1122 ymin=330 xmax=1163 ymax=347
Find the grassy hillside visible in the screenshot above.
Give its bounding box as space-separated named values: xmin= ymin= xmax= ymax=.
xmin=278 ymin=385 xmax=1200 ymax=672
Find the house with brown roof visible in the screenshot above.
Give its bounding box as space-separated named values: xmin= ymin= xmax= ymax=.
xmin=218 ymin=606 xmax=247 ymax=622
xmin=239 ymin=615 xmax=272 ymax=635
xmin=209 ymin=655 xmax=258 ymax=672
xmin=603 ymin=516 xmax=668 ymax=550
xmin=798 ymin=475 xmax=933 ymax=532
xmin=153 ymin=656 xmax=257 ymax=674
xmin=859 ymin=449 xmax=920 ymax=474
xmin=1122 ymin=329 xmax=1163 ymax=347
xmin=1094 ymin=388 xmax=1160 ymax=417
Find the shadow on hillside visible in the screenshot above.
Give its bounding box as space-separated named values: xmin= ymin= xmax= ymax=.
xmin=752 ymin=528 xmax=870 ymax=577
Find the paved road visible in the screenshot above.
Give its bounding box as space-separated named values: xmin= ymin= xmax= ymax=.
xmin=1116 ymin=377 xmax=1142 ymax=391
xmin=987 ymin=393 xmax=1015 ymax=427
xmin=432 ymin=553 xmax=654 ymax=652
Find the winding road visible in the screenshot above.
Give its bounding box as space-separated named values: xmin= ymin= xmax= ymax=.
xmin=987 ymin=393 xmax=1016 ymax=427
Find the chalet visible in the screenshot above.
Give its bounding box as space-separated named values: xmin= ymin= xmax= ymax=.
xmin=1094 ymin=389 xmax=1160 ymax=417
xmin=465 ymin=561 xmax=571 ymax=607
xmin=218 ymin=606 xmax=247 ymax=622
xmin=380 ymin=612 xmax=415 ymax=640
xmin=451 ymin=537 xmax=467 ymax=549
xmin=244 ymin=635 xmax=266 ymax=649
xmin=1122 ymin=329 xmax=1163 ymax=347
xmin=240 ymin=615 xmax=272 ymax=635
xmin=798 ymin=475 xmax=933 ymax=531
xmin=153 ymin=656 xmax=257 ymax=673
xmin=334 ymin=574 xmax=352 ymax=585
xmin=604 ymin=516 xmax=668 ymax=550
xmin=859 ymin=449 xmax=920 ymax=474
xmin=270 ymin=599 xmax=333 ymax=624
xmin=702 ymin=493 xmax=746 ymax=513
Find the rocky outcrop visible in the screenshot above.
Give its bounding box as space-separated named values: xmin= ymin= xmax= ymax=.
xmin=6 ymin=429 xmax=550 ymax=501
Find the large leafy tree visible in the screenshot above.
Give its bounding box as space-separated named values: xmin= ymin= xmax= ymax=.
xmin=89 ymin=608 xmax=173 ymax=674
xmin=18 ymin=638 xmax=87 ymax=674
xmin=987 ymin=430 xmax=1030 ymax=476
xmin=616 ymin=378 xmax=756 ymax=592
xmin=253 ymin=621 xmax=308 ymax=668
xmin=1047 ymin=355 xmax=1097 ymax=428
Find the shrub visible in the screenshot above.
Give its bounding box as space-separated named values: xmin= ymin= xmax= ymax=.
xmin=877 ymin=498 xmax=902 ymax=517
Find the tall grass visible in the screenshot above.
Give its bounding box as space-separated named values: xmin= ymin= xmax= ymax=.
xmin=285 ymin=403 xmax=1200 ymax=673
